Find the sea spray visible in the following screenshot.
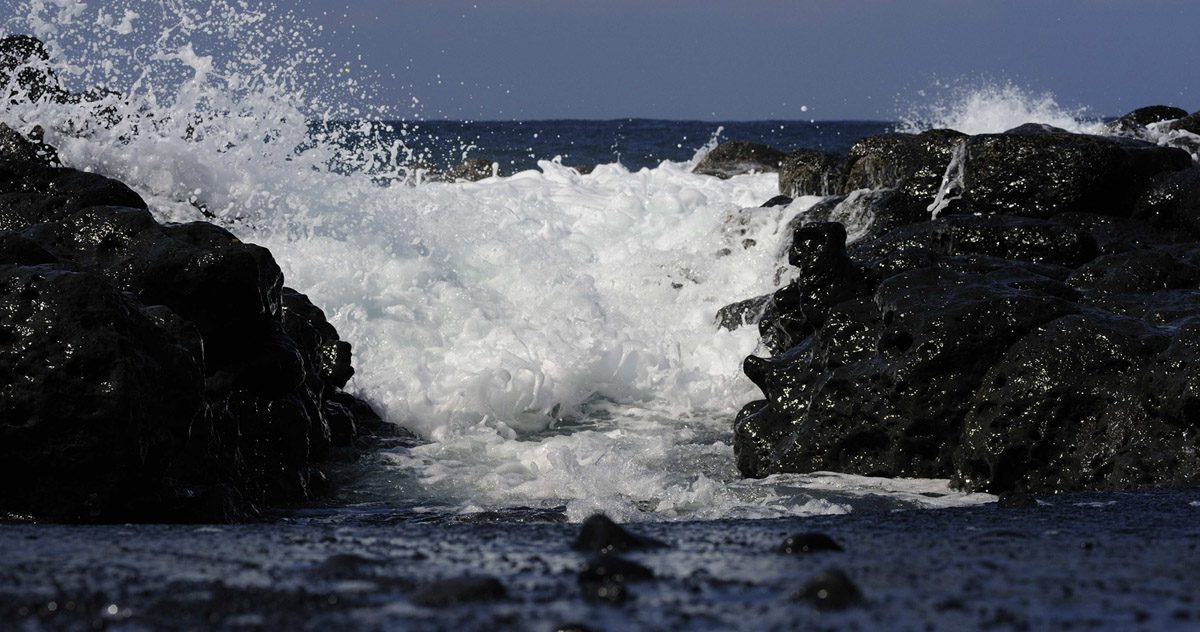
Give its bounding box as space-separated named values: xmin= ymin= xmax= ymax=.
xmin=896 ymin=78 xmax=1104 ymax=135
xmin=3 ymin=0 xmax=1001 ymax=518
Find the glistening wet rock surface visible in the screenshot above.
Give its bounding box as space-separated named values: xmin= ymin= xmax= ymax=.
xmin=733 ymin=117 xmax=1200 ymax=495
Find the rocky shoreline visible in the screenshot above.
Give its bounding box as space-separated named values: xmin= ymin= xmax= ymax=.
xmin=706 ymin=107 xmax=1200 ymax=497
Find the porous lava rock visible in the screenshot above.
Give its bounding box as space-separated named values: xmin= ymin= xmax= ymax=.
xmin=779 ymin=149 xmax=844 ymax=197
xmin=0 ymin=127 xmax=384 ymax=522
xmin=694 ymin=140 xmax=786 ymax=178
xmin=842 ymin=129 xmax=966 ymax=199
xmin=732 ymin=117 xmax=1200 ymax=495
xmin=933 ymin=133 xmax=1190 ymax=219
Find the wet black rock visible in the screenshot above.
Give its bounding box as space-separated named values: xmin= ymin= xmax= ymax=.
xmin=790 ymin=568 xmax=862 ymax=611
xmin=760 ymin=194 xmax=793 ymax=208
xmin=0 ymin=126 xmax=383 ymax=522
xmin=843 ymin=129 xmax=967 ymax=199
xmin=0 ymin=123 xmax=58 ymax=165
xmin=0 ymin=265 xmax=203 ymax=521
xmin=715 ymin=293 xmax=771 ymax=332
xmin=410 ymin=576 xmax=506 ymax=607
xmin=580 ymin=579 xmax=628 ymax=605
xmin=935 ymin=132 xmax=1190 ymax=219
xmin=732 ymin=118 xmax=1200 ymax=496
xmin=1168 ymin=112 xmax=1200 ymax=135
xmin=996 ymin=490 xmax=1039 ymax=509
xmin=577 ymin=553 xmax=652 ymax=605
xmin=777 ymin=532 xmax=843 ymax=554
xmin=693 ymin=140 xmax=786 ymax=178
xmin=572 ymin=514 xmax=667 ymax=553
xmin=1106 ymin=105 xmax=1189 ymax=136
xmin=1003 ymin=123 xmax=1073 ymax=135
xmin=1133 ymin=167 xmax=1200 ymax=238
xmin=578 ymin=553 xmax=654 ymax=583
xmin=757 ymin=221 xmax=871 ymax=354
xmin=779 ymin=149 xmax=844 ymax=197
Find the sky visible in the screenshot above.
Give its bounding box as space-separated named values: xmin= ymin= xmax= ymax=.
xmin=293 ymin=0 xmax=1200 ymax=121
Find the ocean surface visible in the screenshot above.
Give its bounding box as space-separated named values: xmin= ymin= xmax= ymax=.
xmin=1 ymin=1 xmax=1123 ymax=524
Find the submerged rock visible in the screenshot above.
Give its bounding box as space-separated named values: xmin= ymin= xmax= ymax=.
xmin=790 ymin=568 xmax=863 ymax=611
xmin=572 ymin=514 xmax=667 ymax=553
xmin=693 ymin=140 xmax=786 ymax=178
xmin=733 ymin=116 xmax=1200 ymax=496
xmin=410 ymin=576 xmax=506 ymax=607
xmin=777 ymin=532 xmax=844 ymax=554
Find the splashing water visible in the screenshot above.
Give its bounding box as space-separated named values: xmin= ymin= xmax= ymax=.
xmin=896 ymin=78 xmax=1105 ymax=135
xmin=2 ymin=0 xmax=997 ymax=519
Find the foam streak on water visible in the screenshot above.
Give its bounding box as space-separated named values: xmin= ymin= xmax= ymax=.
xmin=2 ymin=0 xmax=1005 ymax=519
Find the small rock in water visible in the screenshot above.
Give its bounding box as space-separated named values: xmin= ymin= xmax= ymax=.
xmin=410 ymin=576 xmax=506 ymax=607
xmin=578 ymin=553 xmax=654 ymax=584
xmin=777 ymin=532 xmax=844 ymax=554
xmin=580 ymin=580 xmax=628 ymax=605
xmin=553 ymin=623 xmax=597 ymax=632
xmin=997 ymin=490 xmax=1039 ymax=509
xmin=577 ymin=553 xmax=653 ymax=606
xmin=790 ymin=568 xmax=863 ymax=611
xmin=572 ymin=514 xmax=667 ymax=553
xmin=760 ymin=194 xmax=794 ymax=208
xmin=314 ymin=553 xmax=378 ymax=577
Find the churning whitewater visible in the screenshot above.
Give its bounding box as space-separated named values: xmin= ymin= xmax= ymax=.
xmin=12 ymin=0 xmax=1137 ymax=520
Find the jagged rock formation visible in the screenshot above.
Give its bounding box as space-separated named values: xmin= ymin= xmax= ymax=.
xmin=731 ymin=107 xmax=1200 ymax=495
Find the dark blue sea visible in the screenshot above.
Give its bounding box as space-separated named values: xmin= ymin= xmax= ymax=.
xmin=335 ymin=119 xmax=894 ymax=174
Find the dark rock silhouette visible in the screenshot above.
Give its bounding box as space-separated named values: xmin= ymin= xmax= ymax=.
xmin=694 ymin=140 xmax=786 ymax=178
xmin=732 ymin=112 xmax=1200 ymax=495
xmin=0 ymin=127 xmax=384 ymax=522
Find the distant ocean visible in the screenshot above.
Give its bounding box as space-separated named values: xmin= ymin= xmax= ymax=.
xmin=369 ymin=119 xmax=892 ymax=174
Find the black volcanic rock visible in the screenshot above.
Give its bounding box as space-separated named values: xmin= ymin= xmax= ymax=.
xmin=790 ymin=568 xmax=862 ymax=610
xmin=572 ymin=514 xmax=667 ymax=553
xmin=694 ymin=140 xmax=786 ymax=178
xmin=0 ymin=123 xmax=58 ymax=165
xmin=0 ymin=264 xmax=203 ymax=521
xmin=757 ymin=221 xmax=871 ymax=354
xmin=732 ymin=118 xmax=1200 ymax=495
xmin=779 ymin=149 xmax=844 ymax=197
xmin=843 ymin=129 xmax=966 ymax=199
xmin=1106 ymin=105 xmax=1189 ymax=136
xmin=1132 ymin=167 xmax=1200 ymax=238
xmin=934 ymin=132 xmax=1190 ymax=219
xmin=1168 ymin=112 xmax=1200 ymax=135
xmin=0 ymin=127 xmax=383 ymax=522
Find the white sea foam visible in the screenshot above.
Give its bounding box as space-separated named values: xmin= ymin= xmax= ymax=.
xmin=3 ymin=0 xmax=1002 ymax=519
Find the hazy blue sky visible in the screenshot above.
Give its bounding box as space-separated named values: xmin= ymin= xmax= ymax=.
xmin=300 ymin=1 xmax=1197 ymax=120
